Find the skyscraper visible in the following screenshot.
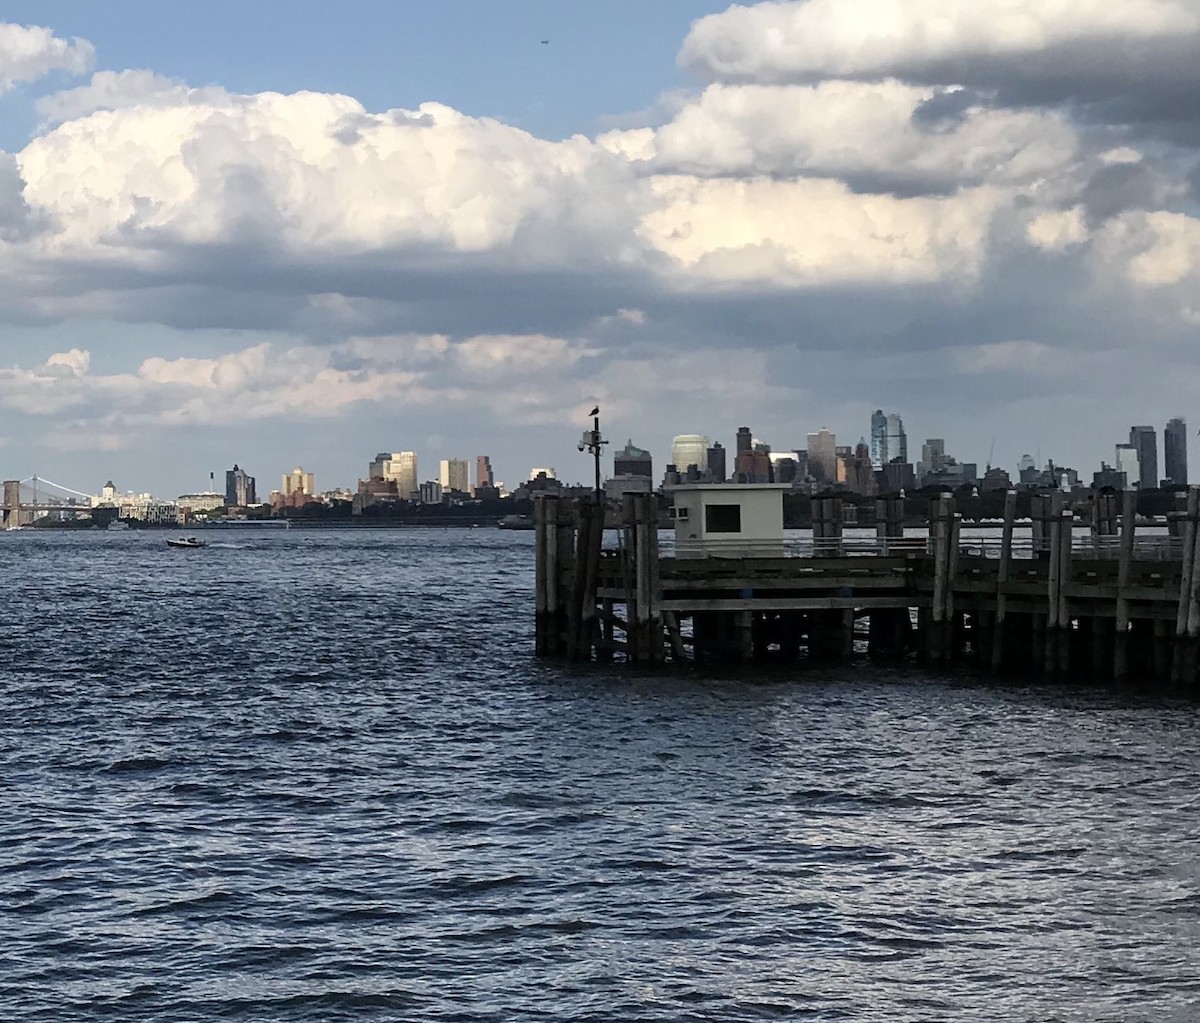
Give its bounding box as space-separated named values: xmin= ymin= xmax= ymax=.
xmin=707 ymin=442 xmax=727 ymax=482
xmin=671 ymin=435 xmax=709 ymax=473
xmin=281 ymin=467 xmax=314 ymax=496
xmin=475 ymin=455 xmax=494 ymax=493
xmin=225 ymin=464 xmax=256 ymax=506
xmin=806 ymin=428 xmax=837 ymax=482
xmin=382 ymin=451 xmax=418 ymax=499
xmin=735 ymin=426 xmax=752 ymax=456
xmin=614 ymin=440 xmax=653 ymax=479
xmin=886 ymin=414 xmax=907 ymax=464
xmin=870 ymin=410 xmax=887 ymax=468
xmin=1129 ymin=426 xmax=1158 ymax=489
xmin=1115 ymin=444 xmax=1140 ymax=488
xmin=439 ymin=458 xmax=470 ymax=494
xmin=1165 ymin=417 xmax=1187 ymax=485
xmin=870 ymin=410 xmax=907 ymax=468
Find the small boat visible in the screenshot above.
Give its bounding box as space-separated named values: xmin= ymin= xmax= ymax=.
xmin=166 ymin=537 xmax=207 ymax=549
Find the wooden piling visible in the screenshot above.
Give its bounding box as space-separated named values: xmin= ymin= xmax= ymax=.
xmin=1045 ymin=500 xmax=1062 ymax=676
xmin=1171 ymin=487 xmax=1199 ymax=683
xmin=1114 ymin=488 xmax=1136 ymax=682
xmin=1056 ymin=508 xmax=1073 ymax=675
xmin=990 ymin=489 xmax=1017 ymax=673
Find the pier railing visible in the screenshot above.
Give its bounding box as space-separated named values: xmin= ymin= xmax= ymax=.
xmin=660 ymin=534 xmax=1186 ymax=561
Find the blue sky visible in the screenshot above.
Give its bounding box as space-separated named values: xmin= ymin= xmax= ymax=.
xmin=2 ymin=1 xmax=1200 ymax=498
xmin=0 ymin=2 xmax=731 ymax=146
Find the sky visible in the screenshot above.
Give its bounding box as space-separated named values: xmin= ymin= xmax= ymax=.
xmin=2 ymin=0 xmax=1200 ymax=496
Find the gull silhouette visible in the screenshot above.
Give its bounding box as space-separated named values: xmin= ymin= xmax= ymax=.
xmin=588 ymin=406 xmax=599 ymax=416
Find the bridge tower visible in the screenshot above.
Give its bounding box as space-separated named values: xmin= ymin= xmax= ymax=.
xmin=2 ymin=480 xmax=19 ymax=528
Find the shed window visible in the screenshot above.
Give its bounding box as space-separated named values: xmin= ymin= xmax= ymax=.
xmin=671 ymin=506 xmax=689 ymax=521
xmin=705 ymin=504 xmax=741 ymax=533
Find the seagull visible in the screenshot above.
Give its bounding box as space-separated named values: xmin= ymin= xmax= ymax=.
xmin=588 ymin=406 xmax=599 ymax=416
xmin=541 ymin=39 xmax=549 ymax=44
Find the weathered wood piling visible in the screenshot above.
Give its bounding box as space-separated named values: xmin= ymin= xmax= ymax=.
xmin=532 ymin=486 xmax=1200 ymax=688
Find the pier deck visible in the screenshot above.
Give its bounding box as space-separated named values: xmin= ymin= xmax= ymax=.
xmin=533 ymin=488 xmax=1200 ymax=687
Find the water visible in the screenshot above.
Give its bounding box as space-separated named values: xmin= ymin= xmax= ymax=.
xmin=2 ymin=528 xmax=1199 ymax=1022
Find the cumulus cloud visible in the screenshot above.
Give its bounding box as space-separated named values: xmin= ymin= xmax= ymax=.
xmin=640 ymin=174 xmax=1001 ymax=287
xmin=679 ymin=0 xmax=1200 ymax=105
xmin=0 ymin=22 xmax=93 ymax=92
xmin=36 ymin=69 xmax=229 ymax=124
xmin=606 ymin=80 xmax=1079 ymax=194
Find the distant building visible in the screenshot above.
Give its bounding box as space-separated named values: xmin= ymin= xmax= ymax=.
xmin=671 ymin=435 xmax=709 ymax=475
xmin=869 ymin=410 xmax=907 ymax=469
xmin=1130 ymin=426 xmax=1158 ymax=489
xmin=735 ymin=426 xmax=752 ymax=456
xmin=807 ymin=428 xmax=837 ymax=482
xmin=388 ymin=452 xmax=419 ymax=500
xmin=475 ymin=455 xmax=494 ymax=493
xmin=981 ymin=466 xmax=1013 ymax=491
xmin=734 ymin=449 xmax=771 ymax=484
xmin=613 ymin=440 xmax=653 ymax=479
xmin=843 ymin=441 xmax=877 ymax=496
xmin=176 ymin=491 xmax=225 ymax=514
xmin=1116 ymin=443 xmax=1141 ymax=488
xmin=917 ymin=439 xmax=946 ymax=486
xmin=881 ymin=459 xmax=915 ymax=492
xmin=419 ymin=480 xmax=443 ymax=504
xmin=439 ymin=458 xmax=470 ymax=494
xmin=1093 ymin=463 xmax=1127 ymax=490
xmin=870 ymin=410 xmax=887 ymax=469
xmin=707 ymin=442 xmax=727 ymax=482
xmin=792 ymin=449 xmax=810 ymax=480
xmin=282 ymin=466 xmax=315 ymax=497
xmin=770 ymin=454 xmax=797 ymax=484
xmin=225 ymin=464 xmax=257 ymax=507
xmin=529 ymin=466 xmax=557 ymax=480
xmin=1165 ymin=417 xmax=1187 ymax=486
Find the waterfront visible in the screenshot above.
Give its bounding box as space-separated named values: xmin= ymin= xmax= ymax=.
xmin=2 ymin=529 xmax=1199 ymax=1021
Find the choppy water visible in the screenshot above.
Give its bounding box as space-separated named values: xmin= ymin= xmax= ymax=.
xmin=2 ymin=528 xmax=1199 ymax=1022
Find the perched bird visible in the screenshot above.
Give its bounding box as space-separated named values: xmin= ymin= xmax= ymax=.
xmin=588 ymin=406 xmax=599 ymax=416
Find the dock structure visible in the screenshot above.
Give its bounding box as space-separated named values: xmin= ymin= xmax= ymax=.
xmin=532 ymin=487 xmax=1200 ymax=687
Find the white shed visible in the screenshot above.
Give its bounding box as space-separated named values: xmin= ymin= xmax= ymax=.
xmin=669 ymin=484 xmax=789 ymax=558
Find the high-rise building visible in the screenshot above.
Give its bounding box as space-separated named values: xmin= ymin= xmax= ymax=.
xmin=1165 ymin=417 xmax=1187 ymax=485
xmin=870 ymin=410 xmax=887 ymax=468
xmin=281 ymin=466 xmax=314 ymax=496
xmin=870 ymin=410 xmax=907 ymax=469
xmin=439 ymin=458 xmax=470 ymax=494
xmin=369 ymin=452 xmax=391 ymax=479
xmin=1130 ymin=426 xmax=1158 ymax=489
xmin=886 ymin=414 xmax=907 ymax=465
xmin=613 ymin=440 xmax=653 ymax=479
xmin=1115 ymin=444 xmax=1140 ymax=488
xmin=734 ymin=449 xmax=771 ymax=483
xmin=382 ymin=451 xmax=418 ymax=499
xmin=671 ymin=434 xmax=709 ymax=474
xmin=807 ymin=428 xmax=837 ymax=482
xmin=475 ymin=455 xmax=494 ymax=493
xmin=225 ymin=464 xmax=257 ymax=506
xmin=707 ymin=442 xmax=727 ymax=482
xmin=735 ymin=426 xmax=752 ymax=456
xmin=917 ymin=439 xmax=946 ymax=485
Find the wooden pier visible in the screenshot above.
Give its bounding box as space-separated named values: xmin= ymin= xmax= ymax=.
xmin=533 ymin=488 xmax=1200 ymax=687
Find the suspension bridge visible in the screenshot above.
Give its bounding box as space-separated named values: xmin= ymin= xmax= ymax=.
xmin=2 ymin=477 xmax=96 ymax=528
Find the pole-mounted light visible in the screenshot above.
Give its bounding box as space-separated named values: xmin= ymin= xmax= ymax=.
xmin=578 ymin=405 xmax=607 ymax=503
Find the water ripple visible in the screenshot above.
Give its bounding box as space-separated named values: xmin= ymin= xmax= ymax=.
xmin=0 ymin=528 xmax=1198 ymax=1021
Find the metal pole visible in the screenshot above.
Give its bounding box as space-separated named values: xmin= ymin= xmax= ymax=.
xmin=593 ymin=413 xmax=601 ymax=503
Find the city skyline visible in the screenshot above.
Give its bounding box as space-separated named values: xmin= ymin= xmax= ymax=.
xmin=3 ymin=3 xmax=1200 ymax=492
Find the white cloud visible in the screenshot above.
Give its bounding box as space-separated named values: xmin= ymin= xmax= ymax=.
xmin=640 ymin=174 xmax=1001 ymax=286
xmin=607 ymin=80 xmax=1078 ymax=192
xmin=679 ymin=0 xmax=1199 ymax=87
xmin=36 ymin=69 xmax=229 ymax=124
xmin=0 ymin=22 xmax=93 ymax=92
